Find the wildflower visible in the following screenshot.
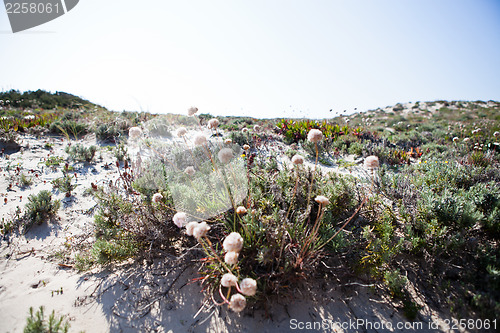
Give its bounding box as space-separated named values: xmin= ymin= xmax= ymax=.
xmin=128 ymin=127 xmax=142 ymax=140
xmin=253 ymin=125 xmax=261 ymax=132
xmin=185 ymin=221 xmax=198 ymax=236
xmin=291 ymin=154 xmax=304 ymax=165
xmin=239 ymin=278 xmax=257 ymax=297
xmin=463 ymin=138 xmax=470 ymax=142
xmin=236 ymin=206 xmax=247 ymax=215
xmin=242 ymin=128 xmax=249 ymax=133
xmin=208 ymin=118 xmax=220 ymax=129
xmin=173 ymin=212 xmax=187 ymax=228
xmin=193 ymin=222 xmax=210 ymax=239
xmin=218 ymin=148 xmax=233 ymax=164
xmin=243 ymin=144 xmax=250 ymax=151
xmin=224 ymin=251 xmax=239 ymax=265
xmin=187 ymin=106 xmax=198 ymax=116
xmin=445 ymin=161 xmax=448 ymax=164
xmin=224 ymin=138 xmax=233 ymax=144
xmin=221 ymin=273 xmax=238 ymax=287
xmin=364 ymin=155 xmax=380 ymax=169
xmin=452 ymin=137 xmax=459 ymax=142
xmin=494 ymin=131 xmax=500 ymax=137
xmin=229 ymin=293 xmax=246 ymax=312
xmin=307 ymin=129 xmax=323 ymax=143
xmin=184 ymin=166 xmax=195 ymax=176
xmin=314 ymin=195 xmax=330 ymax=206
xmin=152 ymin=193 xmax=163 ymax=203
xmin=194 ymin=134 xmax=207 ymax=146
xmin=176 ymin=127 xmax=187 ymax=137
xmin=223 ymin=232 xmax=243 ymax=253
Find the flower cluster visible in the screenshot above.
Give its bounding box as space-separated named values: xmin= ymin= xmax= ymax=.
xmin=173 ymin=212 xmax=211 ymax=240
xmin=218 ymin=232 xmax=257 ymax=312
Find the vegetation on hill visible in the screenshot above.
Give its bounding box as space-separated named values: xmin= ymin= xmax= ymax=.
xmin=1 ymin=90 xmax=499 ymax=324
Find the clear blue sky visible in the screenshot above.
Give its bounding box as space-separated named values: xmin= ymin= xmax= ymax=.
xmin=1 ymin=0 xmax=499 ymax=118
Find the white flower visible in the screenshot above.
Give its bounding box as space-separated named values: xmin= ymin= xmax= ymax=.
xmin=364 ymin=155 xmax=380 ymax=169
xmin=315 ymin=195 xmax=330 ymax=206
xmin=494 ymin=131 xmax=500 ymax=137
xmin=239 ymin=278 xmax=257 ymax=296
xmin=223 ymin=232 xmax=243 ymax=253
xmin=194 ymin=134 xmax=207 ymax=146
xmin=129 ymin=127 xmax=142 ymax=140
xmin=452 ymin=137 xmax=459 ymax=142
xmin=229 ymin=293 xmax=246 ymax=312
xmin=253 ymin=125 xmax=261 ymax=132
xmin=187 ymin=106 xmax=198 ymax=116
xmin=173 ymin=212 xmax=187 ymax=228
xmin=185 ymin=221 xmax=198 ymax=236
xmin=224 ymin=138 xmax=233 ymax=144
xmin=224 ymin=251 xmax=239 ymax=265
xmin=193 ymin=222 xmax=210 ymax=239
xmin=463 ymin=137 xmax=470 ymax=142
xmin=218 ymin=148 xmax=233 ymax=164
xmin=184 ymin=166 xmax=195 ymax=176
xmin=242 ymin=144 xmax=250 ymax=151
xmin=241 ymin=128 xmax=249 ymax=133
xmin=152 ymin=193 xmax=163 ymax=203
xmin=221 ymin=273 xmax=238 ymax=287
xmin=291 ymin=154 xmax=304 ymax=165
xmin=208 ymin=118 xmax=220 ymax=129
xmin=236 ymin=206 xmax=247 ymax=215
xmin=176 ymin=127 xmax=187 ymax=137
xmin=307 ymin=129 xmax=323 ymax=143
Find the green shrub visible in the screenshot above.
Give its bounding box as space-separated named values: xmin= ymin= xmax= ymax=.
xmin=65 ymin=144 xmax=96 ymax=162
xmin=23 ymin=306 xmax=69 ymax=333
xmin=49 ymin=120 xmax=88 ymax=139
xmin=95 ymin=124 xmax=119 ymax=143
xmin=24 ymin=191 xmax=60 ymax=229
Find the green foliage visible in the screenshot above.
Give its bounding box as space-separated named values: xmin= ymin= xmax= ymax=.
xmin=24 ymin=190 xmax=60 ymax=229
xmin=95 ymin=124 xmax=120 ymax=143
xmin=50 ymin=120 xmax=88 ymax=139
xmin=65 ymin=144 xmax=96 ymax=162
xmin=23 ymin=306 xmax=69 ymax=333
xmin=277 ymin=119 xmax=353 ymax=144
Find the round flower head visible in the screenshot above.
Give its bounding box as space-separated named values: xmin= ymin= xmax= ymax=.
xmin=184 ymin=166 xmax=195 ymax=176
xmin=224 ymin=251 xmax=239 ymax=265
xmin=236 ymin=206 xmax=247 ymax=215
xmin=494 ymin=131 xmax=500 ymax=137
xmin=208 ymin=118 xmax=220 ymax=129
xmin=364 ymin=155 xmax=380 ymax=169
xmin=463 ymin=137 xmax=470 ymax=142
xmin=187 ymin=106 xmax=198 ymax=116
xmin=307 ymin=129 xmax=323 ymax=143
xmin=221 ymin=273 xmax=238 ymax=287
xmin=291 ymin=154 xmax=304 ymax=165
xmin=229 ymin=293 xmax=246 ymax=313
xmin=193 ymin=222 xmax=210 ymax=239
xmin=315 ymin=195 xmax=330 ymax=206
xmin=223 ymin=232 xmax=243 ymax=253
xmin=242 ymin=144 xmax=250 ymax=151
xmin=224 ymin=138 xmax=233 ymax=144
xmin=173 ymin=212 xmax=187 ymax=228
xmin=152 ymin=193 xmax=163 ymax=203
xmin=253 ymin=125 xmax=261 ymax=132
xmin=185 ymin=221 xmax=199 ymax=236
xmin=239 ymin=278 xmax=257 ymax=296
xmin=218 ymin=148 xmax=233 ymax=164
xmin=241 ymin=128 xmax=249 ymax=133
xmin=452 ymin=137 xmax=459 ymax=142
xmin=194 ymin=134 xmax=207 ymax=146
xmin=176 ymin=127 xmax=187 ymax=137
xmin=128 ymin=127 xmax=142 ymax=140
